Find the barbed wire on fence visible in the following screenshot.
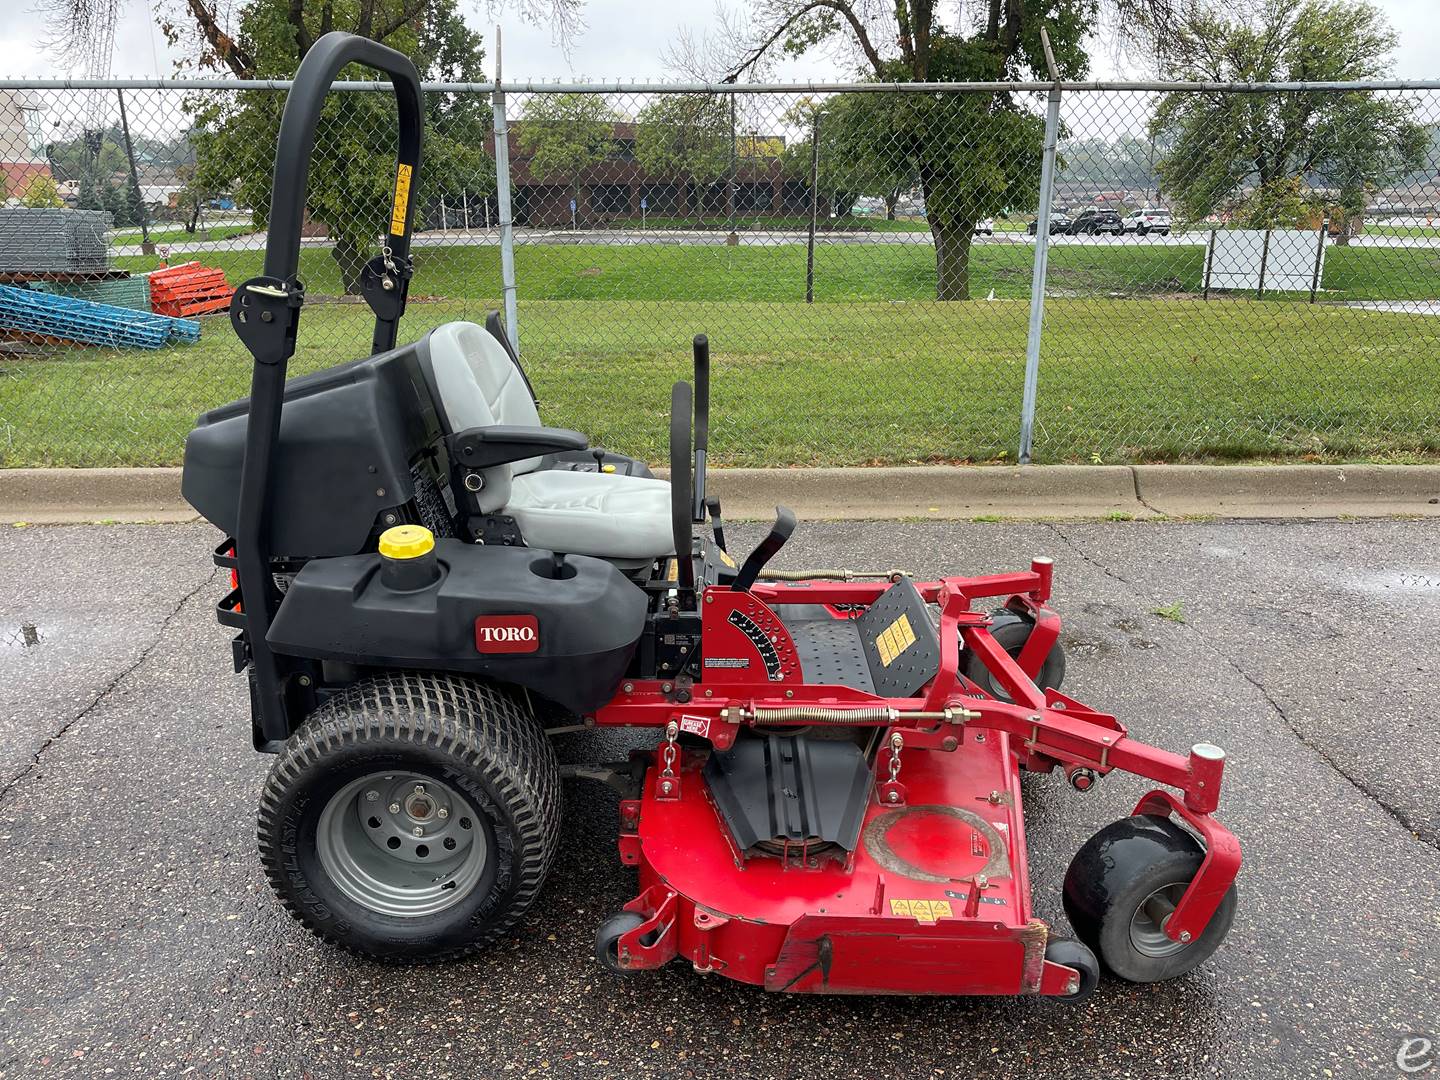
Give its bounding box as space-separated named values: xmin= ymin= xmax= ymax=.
xmin=1 ymin=76 xmax=1437 ymax=469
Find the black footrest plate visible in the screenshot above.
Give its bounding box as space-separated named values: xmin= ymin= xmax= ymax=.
xmin=855 ymin=577 xmax=941 ymax=698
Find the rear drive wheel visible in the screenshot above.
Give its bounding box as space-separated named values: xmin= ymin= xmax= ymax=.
xmin=257 ymin=672 xmax=560 ymax=961
xmin=1063 ymin=815 xmax=1237 ymax=982
xmin=962 ymin=610 xmax=1066 ymax=702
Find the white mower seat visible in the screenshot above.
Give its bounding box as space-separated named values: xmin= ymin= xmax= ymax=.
xmin=506 ymin=470 xmax=674 ymax=561
xmin=424 ymin=321 xmax=675 ymax=561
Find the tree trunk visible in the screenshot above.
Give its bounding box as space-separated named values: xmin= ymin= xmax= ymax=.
xmin=885 ymin=189 xmax=898 ymax=220
xmin=331 ymin=234 xmax=370 ymax=295
xmin=932 ymin=216 xmax=973 ymax=301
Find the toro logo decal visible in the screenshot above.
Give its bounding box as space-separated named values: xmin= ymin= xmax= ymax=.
xmin=474 ymin=614 xmax=540 ymax=654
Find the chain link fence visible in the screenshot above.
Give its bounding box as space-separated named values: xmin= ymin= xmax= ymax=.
xmin=1 ymin=76 xmax=1438 ymax=469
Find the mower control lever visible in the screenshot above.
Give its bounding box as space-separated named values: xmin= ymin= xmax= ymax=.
xmin=731 ymin=506 xmax=797 ymax=592
xmin=691 ymin=335 xmax=710 ymax=523
xmin=705 ymin=496 xmax=726 ymax=551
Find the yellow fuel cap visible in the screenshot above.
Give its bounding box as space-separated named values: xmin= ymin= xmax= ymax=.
xmin=379 ymin=524 xmax=434 ymax=560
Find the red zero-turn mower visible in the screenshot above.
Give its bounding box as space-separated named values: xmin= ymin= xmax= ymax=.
xmin=183 ymin=33 xmax=1240 ymax=1000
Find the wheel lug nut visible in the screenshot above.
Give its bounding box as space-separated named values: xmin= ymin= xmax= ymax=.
xmin=413 ymin=785 xmax=425 ymax=795
xmin=365 ymin=790 xmax=379 ymax=802
xmin=412 ymin=826 xmax=424 ymax=837
xmin=389 ymin=803 xmax=401 ymax=814
xmin=437 ymin=807 xmax=448 ymax=819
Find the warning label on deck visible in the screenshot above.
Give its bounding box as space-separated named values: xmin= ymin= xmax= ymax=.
xmin=888 ymin=898 xmax=953 ymax=923
xmin=875 ymin=613 xmax=917 ymax=667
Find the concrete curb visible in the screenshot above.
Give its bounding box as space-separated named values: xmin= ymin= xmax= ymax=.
xmin=0 ymin=468 xmax=196 ymax=524
xmin=3 ymin=464 xmax=1439 ymax=525
xmin=1134 ymin=463 xmax=1440 ymax=518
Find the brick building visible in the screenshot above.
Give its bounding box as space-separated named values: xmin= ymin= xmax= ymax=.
xmin=488 ymin=122 xmax=806 ymax=226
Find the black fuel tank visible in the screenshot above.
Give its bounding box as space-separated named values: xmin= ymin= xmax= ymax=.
xmin=266 ymin=539 xmax=647 ymax=714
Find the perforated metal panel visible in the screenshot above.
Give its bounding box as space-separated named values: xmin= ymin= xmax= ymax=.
xmin=787 ymin=618 xmax=874 ymax=693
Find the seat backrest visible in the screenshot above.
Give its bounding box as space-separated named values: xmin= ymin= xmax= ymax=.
xmin=429 ymin=321 xmax=545 ymax=475
xmin=423 ymin=327 xmax=513 ymax=513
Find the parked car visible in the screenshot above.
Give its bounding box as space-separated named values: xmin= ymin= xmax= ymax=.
xmin=1068 ymin=208 xmax=1124 ymax=235
xmin=975 ymin=219 xmax=994 ymax=235
xmin=1120 ymin=207 xmax=1171 ymax=235
xmin=1026 ymin=211 xmax=1072 ymax=235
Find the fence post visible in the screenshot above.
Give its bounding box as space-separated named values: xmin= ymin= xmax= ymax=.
xmin=1256 ymin=228 xmax=1271 ymax=301
xmin=1203 ymin=228 xmax=1215 ymax=299
xmin=1018 ymin=30 xmax=1062 ymax=466
xmin=1309 ymin=218 xmax=1327 ymax=303
xmin=805 ymin=109 xmax=820 ymax=304
xmin=491 ymin=27 xmax=520 ymax=353
xmin=115 ymin=89 xmax=153 ymax=255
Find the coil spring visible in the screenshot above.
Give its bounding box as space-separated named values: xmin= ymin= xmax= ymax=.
xmin=745 ymin=705 xmax=896 ymax=725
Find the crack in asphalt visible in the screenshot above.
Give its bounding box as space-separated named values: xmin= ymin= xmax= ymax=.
xmin=0 ymin=568 xmax=219 ymax=806
xmin=1046 ymin=522 xmax=1439 ymax=851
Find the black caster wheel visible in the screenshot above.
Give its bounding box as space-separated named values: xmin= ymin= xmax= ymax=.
xmin=963 ymin=609 xmax=1066 ymax=702
xmin=1044 ymin=937 xmax=1100 ymax=1001
xmin=1063 ymin=814 xmax=1237 ymax=983
xmin=595 ymin=910 xmax=647 ymax=974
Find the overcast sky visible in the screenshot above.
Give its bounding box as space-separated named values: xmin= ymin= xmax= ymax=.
xmin=2 ymin=0 xmax=1437 ymax=82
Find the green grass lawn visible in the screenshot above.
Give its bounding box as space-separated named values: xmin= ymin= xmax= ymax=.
xmin=4 ymin=295 xmax=1437 ymax=468
xmin=110 ymin=224 xmax=256 ymax=247
xmin=111 ymin=236 xmax=1440 ymax=305
xmin=628 ymin=214 xmax=935 ymax=233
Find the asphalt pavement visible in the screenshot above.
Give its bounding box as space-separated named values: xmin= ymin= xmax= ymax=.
xmin=1 ymin=519 xmax=1437 ymax=1079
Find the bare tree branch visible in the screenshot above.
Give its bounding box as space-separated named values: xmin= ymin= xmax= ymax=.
xmin=372 ymin=0 xmax=428 ymax=42
xmin=727 ymin=0 xmax=886 ymax=80
xmin=182 ymin=0 xmax=255 ymax=76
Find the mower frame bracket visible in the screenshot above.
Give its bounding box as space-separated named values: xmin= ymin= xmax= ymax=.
xmin=1132 ymin=788 xmax=1242 ymax=943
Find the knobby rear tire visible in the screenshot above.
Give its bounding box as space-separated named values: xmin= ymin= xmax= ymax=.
xmin=256 ymin=671 xmax=561 ymax=962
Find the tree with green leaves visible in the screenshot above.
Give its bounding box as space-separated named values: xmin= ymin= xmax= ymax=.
xmin=178 ymin=0 xmax=492 ymax=293
xmin=99 ymin=181 xmax=134 ymax=227
xmin=19 ymin=174 xmax=65 ymax=208
xmin=516 ymin=93 xmax=616 ymax=222
xmin=634 ymin=94 xmax=731 ymax=220
xmin=712 ymin=0 xmax=1114 ymax=299
xmin=1149 ymin=0 xmax=1428 ymax=242
xmin=782 ymin=94 xmax=920 ymax=221
xmin=46 ymin=129 xmax=126 ymax=214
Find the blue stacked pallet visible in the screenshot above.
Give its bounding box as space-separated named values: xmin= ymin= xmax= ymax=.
xmin=0 ymin=283 xmax=200 ymax=349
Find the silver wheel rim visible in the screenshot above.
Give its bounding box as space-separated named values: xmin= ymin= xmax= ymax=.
xmin=1129 ymin=884 xmax=1190 ymax=958
xmin=315 ymin=770 xmax=488 ymax=918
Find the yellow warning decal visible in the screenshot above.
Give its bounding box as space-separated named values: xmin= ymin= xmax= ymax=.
xmin=875 ymin=613 xmax=916 ymax=667
xmin=389 ymin=163 xmax=413 ymax=235
xmin=719 ymin=549 xmax=736 ymax=568
xmin=889 ymin=898 xmax=953 ymax=923
xmin=666 ymin=558 xmax=680 ymax=582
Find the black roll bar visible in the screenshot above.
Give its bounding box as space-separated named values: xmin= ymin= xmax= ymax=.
xmin=229 ymin=32 xmax=424 ymax=745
